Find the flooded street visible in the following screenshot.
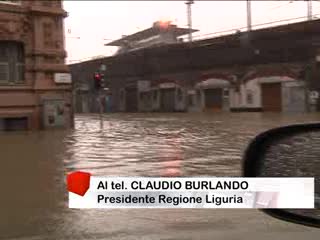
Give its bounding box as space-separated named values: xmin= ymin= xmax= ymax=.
xmin=1 ymin=112 xmax=320 ymax=239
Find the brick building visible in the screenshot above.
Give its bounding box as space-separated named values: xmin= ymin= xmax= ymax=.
xmin=0 ymin=0 xmax=72 ymax=130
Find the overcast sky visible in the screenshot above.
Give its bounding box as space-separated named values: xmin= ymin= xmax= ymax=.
xmin=63 ymin=1 xmax=320 ymax=64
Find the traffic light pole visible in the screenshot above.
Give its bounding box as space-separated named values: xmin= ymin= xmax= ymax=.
xmin=99 ymin=89 xmax=104 ymax=129
xmin=94 ymin=66 xmax=107 ymax=129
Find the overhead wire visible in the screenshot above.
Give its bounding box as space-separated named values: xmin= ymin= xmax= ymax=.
xmin=68 ymin=1 xmax=320 ymax=63
xmin=267 ymin=1 xmax=293 ymax=11
xmin=188 ymin=1 xmax=318 ymax=40
xmin=189 ymin=13 xmax=320 ymax=41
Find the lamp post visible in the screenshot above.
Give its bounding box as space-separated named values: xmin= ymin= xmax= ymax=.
xmin=185 ymin=0 xmax=194 ymax=42
xmin=307 ymin=0 xmax=312 ymax=21
xmin=247 ymin=0 xmax=252 ymax=31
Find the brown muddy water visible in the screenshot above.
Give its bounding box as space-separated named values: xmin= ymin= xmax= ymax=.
xmin=1 ymin=112 xmax=319 ymax=240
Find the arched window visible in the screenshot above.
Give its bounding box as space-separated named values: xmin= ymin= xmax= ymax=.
xmin=0 ymin=41 xmax=25 ymax=84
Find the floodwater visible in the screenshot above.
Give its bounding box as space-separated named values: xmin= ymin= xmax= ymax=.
xmin=0 ymin=112 xmax=319 ymax=240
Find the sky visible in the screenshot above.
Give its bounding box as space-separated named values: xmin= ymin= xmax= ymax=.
xmin=63 ymin=1 xmax=320 ymax=64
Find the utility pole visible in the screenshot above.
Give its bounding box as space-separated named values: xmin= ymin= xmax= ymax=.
xmin=246 ymin=0 xmax=252 ymax=31
xmin=185 ymin=0 xmax=194 ymax=111
xmin=307 ymin=0 xmax=312 ymax=21
xmin=185 ymin=0 xmax=194 ymax=42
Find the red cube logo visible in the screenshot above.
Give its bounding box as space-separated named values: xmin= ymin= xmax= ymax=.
xmin=67 ymin=171 xmax=91 ymax=196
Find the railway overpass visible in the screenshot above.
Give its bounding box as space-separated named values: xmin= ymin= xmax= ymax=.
xmin=70 ymin=19 xmax=320 ymax=113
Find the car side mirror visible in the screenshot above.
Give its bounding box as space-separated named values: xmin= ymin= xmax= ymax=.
xmin=243 ymin=123 xmax=320 ymax=228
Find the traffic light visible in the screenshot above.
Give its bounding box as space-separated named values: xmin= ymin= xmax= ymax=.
xmin=100 ymin=73 xmax=105 ymax=88
xmin=100 ymin=73 xmax=109 ymax=89
xmin=93 ymin=72 xmax=109 ymax=90
xmin=94 ymin=72 xmax=102 ymax=90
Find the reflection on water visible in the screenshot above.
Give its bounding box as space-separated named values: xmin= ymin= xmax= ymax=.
xmin=1 ymin=113 xmax=320 ymax=239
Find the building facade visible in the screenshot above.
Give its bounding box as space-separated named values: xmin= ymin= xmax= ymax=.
xmin=0 ymin=0 xmax=72 ymax=130
xmin=70 ymin=19 xmax=320 ymax=114
xmin=229 ymin=65 xmax=306 ymax=112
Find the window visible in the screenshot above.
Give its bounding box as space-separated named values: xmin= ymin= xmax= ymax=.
xmin=223 ymin=89 xmax=229 ymax=98
xmin=0 ymin=117 xmax=28 ymax=131
xmin=15 ymin=63 xmax=25 ymax=83
xmin=0 ymin=41 xmax=25 ymax=84
xmin=0 ymin=63 xmax=9 ymax=82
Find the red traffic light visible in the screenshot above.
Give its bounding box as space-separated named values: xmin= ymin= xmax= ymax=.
xmin=94 ymin=72 xmax=102 ymax=90
xmin=94 ymin=73 xmax=101 ymax=80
